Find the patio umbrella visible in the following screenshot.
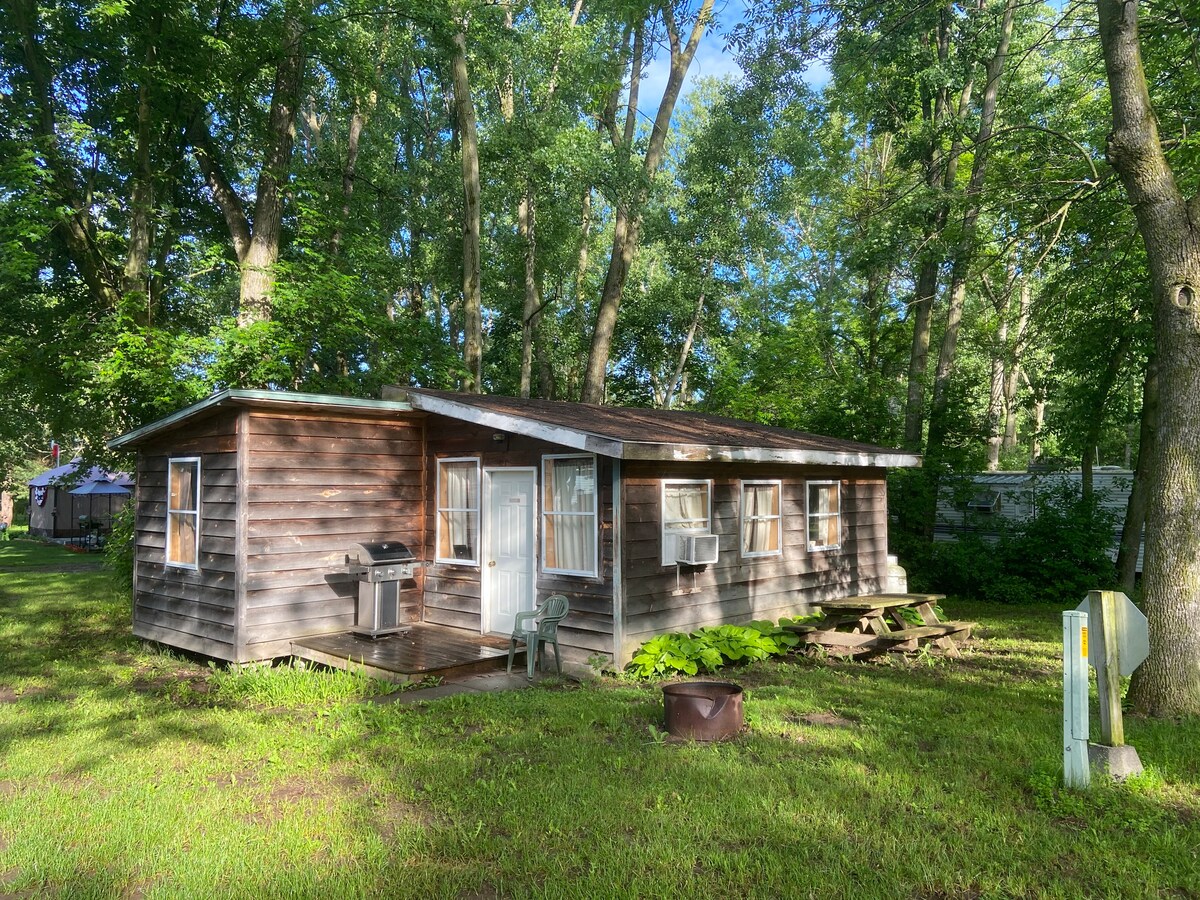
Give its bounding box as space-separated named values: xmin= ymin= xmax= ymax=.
xmin=69 ymin=479 xmax=131 ymax=528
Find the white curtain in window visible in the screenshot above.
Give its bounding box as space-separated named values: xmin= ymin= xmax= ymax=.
xmin=438 ymin=461 xmax=478 ymax=560
xmin=743 ymin=483 xmax=780 ymax=554
xmin=545 ymin=457 xmax=595 ymax=573
xmin=808 ymin=483 xmax=840 ymax=548
xmin=664 ymin=483 xmax=708 ymax=529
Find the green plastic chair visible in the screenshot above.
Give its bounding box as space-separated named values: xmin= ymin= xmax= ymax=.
xmin=507 ymin=594 xmax=569 ymax=679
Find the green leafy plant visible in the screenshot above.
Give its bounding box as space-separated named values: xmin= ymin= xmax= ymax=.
xmin=627 ymin=633 xmax=723 ymax=678
xmin=626 ymin=621 xmax=801 ymax=680
xmin=692 ymin=624 xmax=781 ymax=662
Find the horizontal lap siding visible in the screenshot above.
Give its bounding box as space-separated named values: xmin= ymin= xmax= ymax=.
xmin=422 ymin=421 xmax=615 ymax=664
xmin=132 ymin=412 xmax=240 ymax=661
xmin=240 ymin=412 xmax=425 ymax=660
xmin=619 ymin=462 xmax=888 ymax=661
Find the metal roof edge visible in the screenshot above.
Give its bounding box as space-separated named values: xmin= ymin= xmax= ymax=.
xmin=620 ymin=443 xmax=922 ymax=468
xmin=403 ymin=389 xmax=627 ymax=458
xmin=404 ymin=389 xmax=920 ymax=468
xmin=108 ymin=389 xmax=413 ymax=450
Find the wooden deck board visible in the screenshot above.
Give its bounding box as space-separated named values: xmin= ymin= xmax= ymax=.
xmin=291 ymin=623 xmax=516 ymax=684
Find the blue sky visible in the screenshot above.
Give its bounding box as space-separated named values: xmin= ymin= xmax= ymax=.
xmin=637 ymin=1 xmax=832 ymax=114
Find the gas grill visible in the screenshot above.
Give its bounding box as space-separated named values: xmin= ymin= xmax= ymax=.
xmin=347 ymin=540 xmax=421 ymax=638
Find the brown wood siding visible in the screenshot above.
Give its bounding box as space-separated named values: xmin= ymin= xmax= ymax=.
xmin=619 ymin=461 xmax=889 ymax=662
xmin=421 ymin=420 xmax=615 ymax=664
xmin=132 ymin=411 xmax=241 ymax=660
xmin=238 ymin=412 xmax=426 ymax=660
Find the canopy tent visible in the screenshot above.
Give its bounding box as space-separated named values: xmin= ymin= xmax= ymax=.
xmin=27 ymin=460 xmax=133 ymax=538
xmin=69 ymin=477 xmax=131 ymax=543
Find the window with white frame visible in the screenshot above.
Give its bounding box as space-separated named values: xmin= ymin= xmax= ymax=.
xmin=806 ymin=480 xmax=842 ymax=551
xmin=542 ymin=455 xmax=597 ymax=576
xmin=436 ymin=458 xmax=480 ymax=564
xmin=661 ymin=480 xmax=712 ymax=566
xmin=741 ymin=480 xmax=782 ymax=558
xmin=166 ymin=457 xmax=200 ymax=569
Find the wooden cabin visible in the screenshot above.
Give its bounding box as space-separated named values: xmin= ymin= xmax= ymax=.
xmin=109 ymin=389 xmax=920 ymax=669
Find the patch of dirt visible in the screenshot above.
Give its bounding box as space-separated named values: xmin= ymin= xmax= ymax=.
xmin=0 ymin=782 xmax=16 ymax=798
xmin=912 ymin=888 xmax=982 ymax=900
xmin=799 ymin=711 xmax=856 ymax=728
xmin=375 ymin=796 xmax=435 ymax=839
xmin=0 ymin=687 xmax=47 ymax=705
xmin=458 ymin=886 xmax=500 ymax=900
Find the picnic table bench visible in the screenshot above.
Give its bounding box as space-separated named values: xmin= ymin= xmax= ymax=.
xmin=786 ymin=593 xmax=975 ymax=657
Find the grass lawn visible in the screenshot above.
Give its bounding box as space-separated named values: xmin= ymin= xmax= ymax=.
xmin=1 ymin=540 xmax=1198 ymax=898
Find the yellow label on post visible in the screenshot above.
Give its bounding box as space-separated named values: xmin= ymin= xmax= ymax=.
xmin=1081 ymin=627 xmax=1088 ymax=657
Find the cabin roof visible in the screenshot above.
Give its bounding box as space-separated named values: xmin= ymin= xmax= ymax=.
xmin=396 ymin=389 xmax=918 ymax=467
xmin=108 ymin=390 xmax=414 ymax=449
xmin=110 ymin=388 xmax=920 ymax=468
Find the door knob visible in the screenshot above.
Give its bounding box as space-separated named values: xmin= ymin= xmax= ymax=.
xmin=488 ymin=560 xmax=496 ymax=567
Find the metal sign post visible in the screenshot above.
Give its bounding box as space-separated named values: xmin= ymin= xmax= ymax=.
xmin=1062 ymin=610 xmax=1090 ymax=789
xmin=1075 ymin=590 xmax=1147 ymax=780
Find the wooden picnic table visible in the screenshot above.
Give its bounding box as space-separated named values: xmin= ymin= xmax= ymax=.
xmin=788 ymin=593 xmax=975 ymax=657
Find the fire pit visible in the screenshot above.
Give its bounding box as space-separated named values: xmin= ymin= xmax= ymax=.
xmin=661 ymin=681 xmax=744 ymax=741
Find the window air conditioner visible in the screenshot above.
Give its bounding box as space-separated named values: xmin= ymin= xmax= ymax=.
xmin=676 ymin=534 xmax=719 ymax=566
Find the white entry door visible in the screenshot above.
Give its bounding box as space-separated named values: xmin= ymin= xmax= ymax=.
xmin=483 ymin=469 xmax=536 ymax=635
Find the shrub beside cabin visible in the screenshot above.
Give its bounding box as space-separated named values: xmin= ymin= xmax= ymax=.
xmin=109 ymin=389 xmax=920 ymax=668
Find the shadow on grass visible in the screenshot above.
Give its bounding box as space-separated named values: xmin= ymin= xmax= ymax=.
xmin=0 ymin=556 xmax=234 ymax=766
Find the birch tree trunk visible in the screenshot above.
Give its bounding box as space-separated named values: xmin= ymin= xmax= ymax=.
xmin=1097 ymin=0 xmax=1200 ymax=715
xmin=580 ymin=0 xmax=714 ymax=403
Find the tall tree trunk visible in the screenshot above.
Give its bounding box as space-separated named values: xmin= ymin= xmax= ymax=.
xmin=122 ymin=15 xmax=161 ymax=324
xmin=1080 ymin=331 xmax=1132 ymax=500
xmin=662 ymin=266 xmax=712 ymax=409
xmin=902 ymin=4 xmax=963 ymax=450
xmin=580 ymin=0 xmax=714 ymax=403
xmin=238 ymin=1 xmax=307 ymax=325
xmin=331 ymin=95 xmax=370 ymax=257
xmin=985 ymin=310 xmax=1008 ymax=471
xmin=1117 ymin=354 xmax=1158 ymax=592
xmin=451 ymin=24 xmax=483 ymax=392
xmin=1002 ymin=280 xmax=1032 ymax=451
xmin=518 ymin=190 xmax=541 ymax=397
xmin=927 ymin=0 xmax=1017 ymax=451
xmin=904 ymin=259 xmax=938 ymax=449
xmin=1097 ymin=0 xmax=1200 ymax=715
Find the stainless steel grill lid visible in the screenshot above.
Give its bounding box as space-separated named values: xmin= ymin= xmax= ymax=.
xmin=352 ymin=540 xmax=416 ymax=563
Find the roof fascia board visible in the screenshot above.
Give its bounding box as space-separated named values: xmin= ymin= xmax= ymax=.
xmin=108 ymin=390 xmax=234 ymax=449
xmin=619 ymin=442 xmax=922 ymax=468
xmin=406 ymin=391 xmax=627 ymax=458
xmin=108 ymin=390 xmax=413 ymax=449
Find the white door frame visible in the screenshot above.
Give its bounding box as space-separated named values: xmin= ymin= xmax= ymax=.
xmin=481 ymin=467 xmax=538 ymax=635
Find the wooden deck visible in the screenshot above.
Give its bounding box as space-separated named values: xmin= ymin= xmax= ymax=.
xmin=290 ymin=623 xmax=517 ymax=684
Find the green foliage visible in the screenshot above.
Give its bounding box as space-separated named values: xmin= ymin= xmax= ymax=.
xmin=626 ymin=619 xmax=800 ymax=680
xmin=103 ymin=499 xmax=135 ymax=593
xmin=208 ymin=658 xmax=392 ymax=707
xmin=627 ymin=633 xmax=723 ymax=679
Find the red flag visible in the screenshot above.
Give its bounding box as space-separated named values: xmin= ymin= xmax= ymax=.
xmin=51 ymin=441 xmax=59 ymax=466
